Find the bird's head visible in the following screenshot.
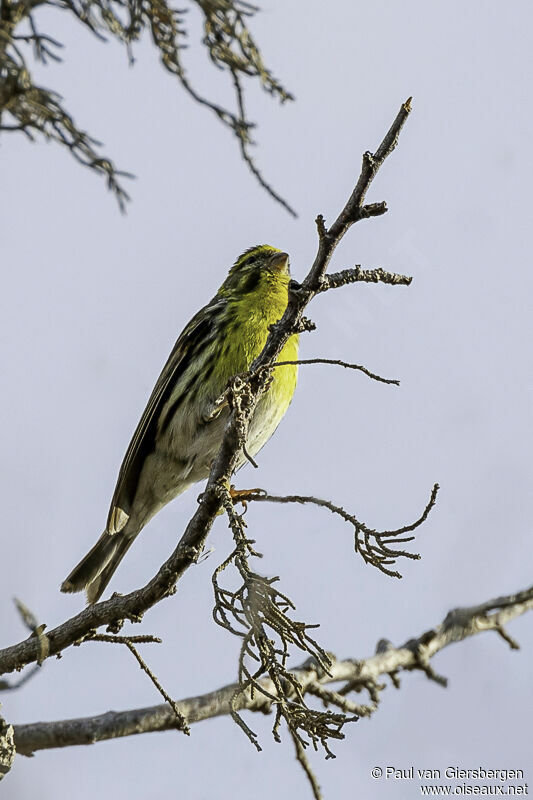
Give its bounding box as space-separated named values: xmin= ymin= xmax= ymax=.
xmin=219 ymin=245 xmax=291 ymax=298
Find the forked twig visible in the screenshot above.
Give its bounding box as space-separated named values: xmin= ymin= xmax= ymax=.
xmin=212 ymin=483 xmax=358 ymax=769
xmin=238 ymin=484 xmax=439 ymax=578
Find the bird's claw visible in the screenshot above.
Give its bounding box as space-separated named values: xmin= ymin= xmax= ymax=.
xmin=229 ymin=485 xmax=266 ymax=511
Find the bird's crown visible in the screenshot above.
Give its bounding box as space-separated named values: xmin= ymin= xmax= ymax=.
xmin=219 ymin=245 xmax=290 ymax=296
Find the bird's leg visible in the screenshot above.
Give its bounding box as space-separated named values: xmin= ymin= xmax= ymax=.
xmin=229 ymin=485 xmax=266 ymax=511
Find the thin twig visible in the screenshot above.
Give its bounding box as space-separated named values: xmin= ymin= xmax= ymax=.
xmin=290 ymin=729 xmax=323 ymax=800
xmin=87 ymin=633 xmax=190 ymax=734
xmin=1 ymin=0 xmax=296 ymax=212
xmin=241 ymin=484 xmax=439 ymax=578
xmin=267 ymin=358 xmax=400 ymax=386
xmin=12 ymin=580 xmax=533 ymax=755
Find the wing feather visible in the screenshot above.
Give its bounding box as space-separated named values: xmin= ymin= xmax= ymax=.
xmin=106 ymin=298 xmax=224 ymax=532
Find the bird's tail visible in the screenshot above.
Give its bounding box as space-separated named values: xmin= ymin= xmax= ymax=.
xmin=60 ymin=531 xmax=135 ymax=605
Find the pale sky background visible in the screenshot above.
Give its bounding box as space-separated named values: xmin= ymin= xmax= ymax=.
xmin=1 ymin=1 xmax=533 ymax=798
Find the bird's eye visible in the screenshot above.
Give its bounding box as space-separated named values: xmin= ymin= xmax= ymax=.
xmin=247 ymin=255 xmax=257 ymax=265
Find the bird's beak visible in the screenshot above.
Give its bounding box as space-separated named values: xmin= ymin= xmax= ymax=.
xmin=270 ymin=251 xmax=290 ymax=273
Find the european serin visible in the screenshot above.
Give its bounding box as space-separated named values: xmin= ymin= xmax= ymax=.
xmin=61 ymin=245 xmax=299 ymax=603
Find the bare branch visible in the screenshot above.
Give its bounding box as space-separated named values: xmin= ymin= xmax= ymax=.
xmin=230 ymin=66 xmax=296 ymax=216
xmin=0 ymin=52 xmax=132 ymax=210
xmin=267 ymin=358 xmax=400 ymax=386
xmin=12 ymin=581 xmax=533 ymax=756
xmin=0 ymin=98 xmax=413 ymax=678
xmin=318 ymin=265 xmax=413 ymax=291
xmin=0 ymin=0 xmax=296 ymax=211
xmin=241 ymin=484 xmax=439 ymax=578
